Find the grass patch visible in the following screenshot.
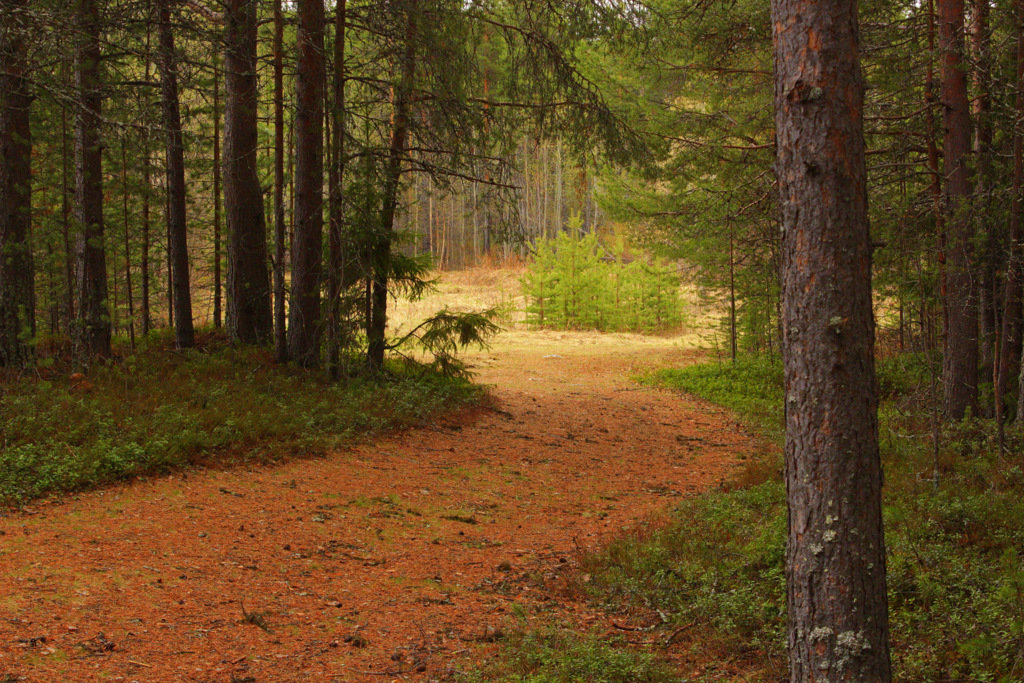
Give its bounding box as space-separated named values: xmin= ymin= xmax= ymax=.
xmin=646 ymin=354 xmax=783 ymax=442
xmin=611 ymin=354 xmax=1024 ymax=680
xmin=458 ymin=626 xmax=679 ymax=683
xmin=467 ymin=353 xmax=1024 ymax=681
xmin=0 ymin=330 xmax=482 ymax=506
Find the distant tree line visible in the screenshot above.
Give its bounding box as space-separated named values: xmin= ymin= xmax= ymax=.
xmin=0 ymin=0 xmax=642 ymax=372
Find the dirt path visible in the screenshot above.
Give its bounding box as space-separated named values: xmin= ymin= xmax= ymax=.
xmin=0 ymin=335 xmax=753 ymax=683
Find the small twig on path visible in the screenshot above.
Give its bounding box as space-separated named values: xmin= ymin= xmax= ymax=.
xmin=329 ymin=665 xmax=418 ymax=677
xmin=127 ymin=660 xmax=153 ymax=668
xmin=612 ymin=621 xmax=657 ymax=632
xmin=663 ymin=620 xmax=698 ymax=647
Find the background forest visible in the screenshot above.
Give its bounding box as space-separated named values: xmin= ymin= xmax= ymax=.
xmin=4 ymin=0 xmax=1021 ymax=418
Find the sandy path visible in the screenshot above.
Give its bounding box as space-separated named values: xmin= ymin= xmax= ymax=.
xmin=0 ymin=337 xmax=752 ymax=682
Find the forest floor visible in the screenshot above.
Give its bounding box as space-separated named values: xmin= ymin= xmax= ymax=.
xmin=0 ymin=269 xmax=754 ymax=683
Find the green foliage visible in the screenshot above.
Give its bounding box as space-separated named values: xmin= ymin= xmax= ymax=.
xmin=472 ymin=355 xmax=1024 ymax=680
xmin=522 ymin=219 xmax=683 ymax=334
xmin=648 ymin=355 xmax=783 ymax=441
xmin=458 ymin=627 xmax=678 ymax=683
xmin=390 ymin=307 xmax=502 ymax=377
xmin=593 ymin=354 xmax=1024 ymax=681
xmin=0 ymin=333 xmax=481 ymax=506
xmin=588 ymin=482 xmax=787 ymax=657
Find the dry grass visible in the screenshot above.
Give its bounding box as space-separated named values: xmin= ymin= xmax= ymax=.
xmin=389 ymin=266 xmax=726 ymax=356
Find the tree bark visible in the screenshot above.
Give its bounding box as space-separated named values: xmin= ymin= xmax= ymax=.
xmin=213 ymin=52 xmax=223 ymax=329
xmin=973 ymin=0 xmax=997 ymax=395
xmin=771 ymin=0 xmax=892 ymax=679
xmin=0 ymin=0 xmax=35 ymax=367
xmin=368 ymin=4 xmax=417 ymax=372
xmin=156 ymin=0 xmax=195 ymax=349
xmin=327 ymin=0 xmax=348 ymax=378
xmin=273 ymin=0 xmax=287 ymax=361
xmin=74 ymin=0 xmax=111 ymax=360
xmin=939 ymin=0 xmax=978 ymax=419
xmin=120 ymin=140 xmax=135 ymax=351
xmin=140 ymin=24 xmax=152 ymax=337
xmin=224 ymin=0 xmax=272 ymax=344
xmin=1012 ymin=0 xmax=1024 ymax=419
xmin=61 ymin=103 xmax=75 ymax=334
xmin=287 ymin=0 xmax=325 ymax=367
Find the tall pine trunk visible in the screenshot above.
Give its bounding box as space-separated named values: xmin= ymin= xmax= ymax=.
xmin=368 ymin=5 xmax=416 ymax=371
xmin=224 ymin=0 xmax=272 ymax=344
xmin=273 ymin=0 xmax=287 ymax=361
xmin=973 ymin=0 xmax=998 ymax=394
xmin=287 ymin=0 xmax=325 ymax=366
xmin=327 ymin=0 xmax=348 ymax=378
xmin=771 ymin=0 xmax=892 ymax=678
xmin=213 ymin=53 xmax=223 ymax=329
xmin=939 ymin=0 xmax=978 ymax=419
xmin=1012 ymin=0 xmax=1024 ymax=419
xmin=0 ymin=0 xmax=35 ymax=367
xmin=156 ymin=0 xmax=194 ymax=349
xmin=74 ymin=0 xmax=111 ymax=360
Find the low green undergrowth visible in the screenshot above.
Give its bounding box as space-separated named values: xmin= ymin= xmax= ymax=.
xmin=458 ymin=626 xmax=679 ymax=683
xmin=649 ymin=354 xmax=783 ymax=443
xmin=467 ymin=353 xmax=1024 ymax=681
xmin=618 ymin=354 xmax=1024 ymax=680
xmin=0 ymin=330 xmax=481 ymax=506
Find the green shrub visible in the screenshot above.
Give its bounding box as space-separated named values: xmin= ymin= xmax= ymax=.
xmin=522 ymin=218 xmax=683 ymax=334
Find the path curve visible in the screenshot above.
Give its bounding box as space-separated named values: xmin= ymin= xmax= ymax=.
xmin=0 ymin=338 xmax=752 ymax=682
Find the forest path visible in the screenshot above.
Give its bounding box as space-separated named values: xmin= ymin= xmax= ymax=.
xmin=0 ymin=331 xmax=753 ymax=683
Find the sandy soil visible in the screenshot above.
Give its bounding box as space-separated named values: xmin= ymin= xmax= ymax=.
xmin=0 ymin=272 xmax=753 ymax=683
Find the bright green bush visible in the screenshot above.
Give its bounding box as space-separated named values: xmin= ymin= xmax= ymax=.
xmin=522 ymin=220 xmax=683 ymax=334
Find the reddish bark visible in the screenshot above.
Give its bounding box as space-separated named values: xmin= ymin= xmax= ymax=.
xmin=287 ymin=0 xmax=326 ymax=367
xmin=939 ymin=0 xmax=978 ymax=419
xmin=273 ymin=0 xmax=287 ymax=362
xmin=224 ymin=0 xmax=272 ymax=344
xmin=74 ymin=0 xmax=111 ymax=360
xmin=156 ymin=0 xmax=195 ymax=349
xmin=771 ymin=0 xmax=892 ymax=678
xmin=327 ymin=0 xmax=348 ymax=378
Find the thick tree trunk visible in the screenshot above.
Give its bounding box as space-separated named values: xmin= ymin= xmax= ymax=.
xmin=771 ymin=0 xmax=892 ymax=679
xmin=74 ymin=0 xmax=111 ymax=360
xmin=287 ymin=0 xmax=325 ymax=367
xmin=368 ymin=6 xmax=416 ymax=372
xmin=156 ymin=0 xmax=195 ymax=349
xmin=0 ymin=0 xmax=35 ymax=367
xmin=327 ymin=0 xmax=348 ymax=378
xmin=939 ymin=0 xmax=979 ymax=419
xmin=224 ymin=0 xmax=272 ymax=344
xmin=273 ymin=0 xmax=287 ymax=362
